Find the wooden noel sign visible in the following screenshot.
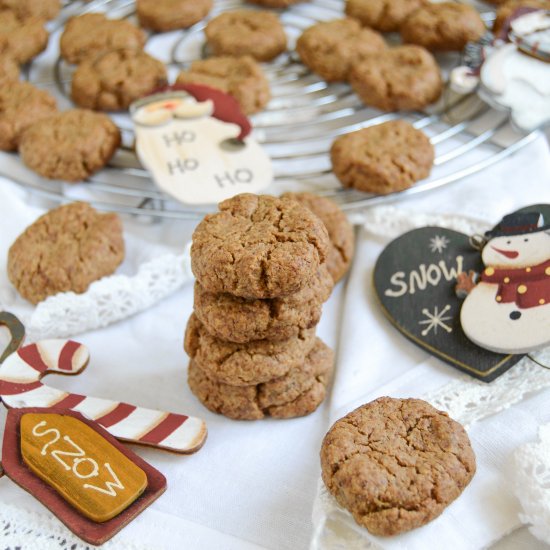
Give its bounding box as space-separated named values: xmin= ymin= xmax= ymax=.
xmin=131 ymin=84 xmax=273 ymax=205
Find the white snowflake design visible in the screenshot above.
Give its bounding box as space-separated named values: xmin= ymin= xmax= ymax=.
xmin=429 ymin=235 xmax=450 ymax=253
xmin=419 ymin=305 xmax=453 ymax=336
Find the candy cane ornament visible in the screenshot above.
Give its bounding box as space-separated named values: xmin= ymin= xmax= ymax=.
xmin=0 ymin=339 xmax=207 ymax=454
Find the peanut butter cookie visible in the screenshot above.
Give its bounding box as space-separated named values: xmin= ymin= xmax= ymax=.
xmin=185 ymin=313 xmax=316 ymax=385
xmin=0 ymin=11 xmax=48 ymax=64
xmin=191 ymin=193 xmax=330 ymax=299
xmin=349 ymin=45 xmax=442 ymax=111
xmin=60 ymin=13 xmax=146 ymax=64
xmin=0 ymin=82 xmax=57 ymax=151
xmin=71 ymin=49 xmax=167 ymax=111
xmin=19 ymin=109 xmax=121 ymax=182
xmin=176 ymin=56 xmax=270 ymax=114
xmin=345 ymin=0 xmax=427 ymax=32
xmin=188 ymin=338 xmax=334 ymax=420
xmin=296 ymin=18 xmax=386 ymax=82
xmin=8 ymin=202 xmax=124 ymax=304
xmin=321 ymin=397 xmax=476 ymax=535
xmin=0 ymin=0 xmax=60 ymax=20
xmin=283 ymin=193 xmax=355 ymax=283
xmin=400 ymin=3 xmax=486 ymax=51
xmin=137 ymin=0 xmax=213 ymax=32
xmin=205 ymin=10 xmax=287 ymax=62
xmin=0 ymin=54 xmax=18 ymax=86
xmin=330 ymin=120 xmax=434 ymax=194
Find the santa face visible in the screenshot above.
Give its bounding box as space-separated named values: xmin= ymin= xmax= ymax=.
xmin=482 ymin=230 xmax=550 ymax=267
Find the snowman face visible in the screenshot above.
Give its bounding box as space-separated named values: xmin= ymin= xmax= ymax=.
xmin=482 ymin=230 xmax=550 ymax=267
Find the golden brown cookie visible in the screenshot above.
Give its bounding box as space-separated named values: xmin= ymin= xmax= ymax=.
xmin=400 ymin=2 xmax=486 ymax=51
xmin=19 ymin=109 xmax=121 ymax=182
xmin=345 ymin=0 xmax=427 ymax=32
xmin=0 ymin=11 xmax=49 ymax=64
xmin=0 ymin=54 xmax=19 ymax=87
xmin=0 ymin=82 xmax=57 ymax=151
xmin=492 ymin=0 xmax=550 ymax=34
xmin=193 ymin=264 xmax=333 ymax=343
xmin=71 ymin=49 xmax=167 ymax=111
xmin=191 ymin=193 xmax=330 ymax=299
xmin=60 ymin=13 xmax=147 ymax=64
xmin=137 ymin=0 xmax=213 ymax=32
xmin=205 ymin=10 xmax=287 ymax=62
xmin=349 ymin=45 xmax=443 ymax=111
xmin=188 ymin=337 xmax=334 ymax=420
xmin=8 ymin=202 xmax=125 ymax=304
xmin=0 ymin=0 xmax=60 ymax=20
xmin=330 ymin=120 xmax=434 ymax=194
xmin=296 ymin=18 xmax=386 ymax=83
xmin=282 ymin=193 xmax=355 ymax=283
xmin=184 ymin=313 xmax=317 ymax=385
xmin=176 ymin=56 xmax=270 ymax=115
xmin=321 ymin=397 xmax=476 ymax=536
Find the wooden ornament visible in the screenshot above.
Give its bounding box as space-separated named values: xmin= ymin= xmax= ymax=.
xmin=21 ymin=412 xmax=148 ymax=523
xmin=373 ymin=226 xmax=523 ymax=382
xmin=3 ymin=407 xmax=167 ymax=546
xmin=0 ymin=311 xmax=25 ymax=364
xmin=0 ymin=339 xmax=207 ymax=454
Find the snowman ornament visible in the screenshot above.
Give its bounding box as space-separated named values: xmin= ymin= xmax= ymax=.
xmin=130 ymin=84 xmax=273 ymax=205
xmin=461 ymin=212 xmax=550 ymax=354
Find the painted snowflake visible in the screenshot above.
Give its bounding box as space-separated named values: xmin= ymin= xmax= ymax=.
xmin=429 ymin=235 xmax=450 ymax=254
xmin=419 ymin=305 xmax=453 ymax=336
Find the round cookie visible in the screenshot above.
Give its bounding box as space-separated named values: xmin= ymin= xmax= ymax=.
xmin=205 ymin=10 xmax=287 ymax=62
xmin=0 ymin=82 xmax=57 ymax=151
xmin=188 ymin=337 xmax=334 ymax=420
xmin=492 ymin=0 xmax=550 ymax=34
xmin=137 ymin=0 xmax=213 ymax=32
xmin=194 ymin=264 xmax=333 ymax=343
xmin=0 ymin=0 xmax=60 ymax=20
xmin=349 ymin=45 xmax=443 ymax=111
xmin=282 ymin=193 xmax=355 ymax=283
xmin=184 ymin=313 xmax=317 ymax=385
xmin=0 ymin=11 xmax=48 ymax=64
xmin=60 ymin=13 xmax=147 ymax=64
xmin=191 ymin=193 xmax=330 ymax=299
xmin=71 ymin=49 xmax=167 ymax=111
xmin=176 ymin=56 xmax=270 ymax=115
xmin=19 ymin=109 xmax=121 ymax=182
xmin=246 ymin=0 xmax=307 ymax=6
xmin=400 ymin=3 xmax=486 ymax=52
xmin=296 ymin=19 xmax=386 ymax=83
xmin=345 ymin=0 xmax=427 ymax=32
xmin=8 ymin=202 xmax=125 ymax=304
xmin=330 ymin=119 xmax=434 ymax=194
xmin=320 ymin=397 xmax=476 ymax=536
xmin=0 ymin=54 xmax=19 ymax=87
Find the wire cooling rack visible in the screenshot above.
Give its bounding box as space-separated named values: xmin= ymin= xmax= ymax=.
xmin=0 ymin=0 xmax=540 ymax=219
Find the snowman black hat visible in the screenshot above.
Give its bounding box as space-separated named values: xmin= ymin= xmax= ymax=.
xmin=485 ymin=212 xmax=550 ymax=238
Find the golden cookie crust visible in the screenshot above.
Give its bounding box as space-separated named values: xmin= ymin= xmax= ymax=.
xmin=0 ymin=11 xmax=48 ymax=64
xmin=400 ymin=2 xmax=486 ymax=52
xmin=345 ymin=0 xmax=428 ymax=32
xmin=8 ymin=202 xmax=125 ymax=304
xmin=330 ymin=120 xmax=434 ymax=194
xmin=0 ymin=0 xmax=60 ymax=20
xmin=205 ymin=10 xmax=287 ymax=62
xmin=296 ymin=18 xmax=386 ymax=82
xmin=349 ymin=45 xmax=443 ymax=112
xmin=19 ymin=109 xmax=121 ymax=182
xmin=176 ymin=56 xmax=270 ymax=115
xmin=137 ymin=0 xmax=213 ymax=32
xmin=71 ymin=49 xmax=167 ymax=111
xmin=321 ymin=397 xmax=476 ymax=536
xmin=191 ymin=193 xmax=330 ymax=299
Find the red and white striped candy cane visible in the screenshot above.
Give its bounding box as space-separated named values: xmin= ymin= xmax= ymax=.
xmin=0 ymin=340 xmax=206 ymax=454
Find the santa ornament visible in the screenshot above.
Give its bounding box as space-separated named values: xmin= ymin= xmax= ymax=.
xmin=461 ymin=212 xmax=550 ymax=354
xmin=130 ymin=84 xmax=273 ymax=205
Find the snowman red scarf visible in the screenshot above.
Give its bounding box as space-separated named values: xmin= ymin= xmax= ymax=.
xmin=481 ymin=259 xmax=550 ymax=308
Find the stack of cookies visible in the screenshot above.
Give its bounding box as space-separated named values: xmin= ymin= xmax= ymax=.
xmin=185 ymin=193 xmax=337 ymax=420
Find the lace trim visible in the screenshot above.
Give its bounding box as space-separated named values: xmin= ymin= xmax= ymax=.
xmin=511 ymin=423 xmax=550 ymax=544
xmin=311 ymin=352 xmax=550 ymax=549
xmin=0 ymin=502 xmax=147 ymax=550
xmin=24 ymin=247 xmax=193 ymax=341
